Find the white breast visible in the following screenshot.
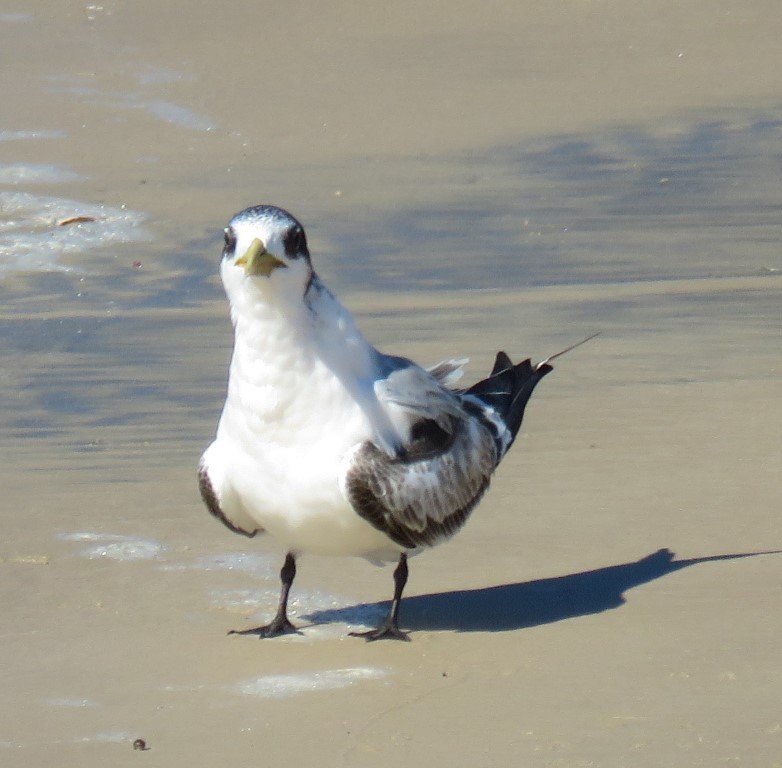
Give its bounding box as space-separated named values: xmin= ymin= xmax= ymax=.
xmin=204 ymin=277 xmax=402 ymax=559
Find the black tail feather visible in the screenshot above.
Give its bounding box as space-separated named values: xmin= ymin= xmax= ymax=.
xmin=464 ymin=334 xmax=596 ymax=451
xmin=465 ymin=354 xmax=552 ymax=446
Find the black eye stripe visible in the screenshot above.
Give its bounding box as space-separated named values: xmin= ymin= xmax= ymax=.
xmin=283 ymin=225 xmax=308 ymax=259
xmin=222 ymin=227 xmax=237 ymax=263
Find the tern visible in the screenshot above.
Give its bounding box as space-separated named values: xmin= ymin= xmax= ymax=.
xmin=198 ymin=204 xmax=592 ymax=640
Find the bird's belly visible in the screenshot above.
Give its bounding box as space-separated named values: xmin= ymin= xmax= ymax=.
xmin=229 ymin=451 xmax=399 ymax=557
xmin=261 ymin=497 xmax=399 ymax=558
xmin=215 ymin=366 xmax=400 ymax=559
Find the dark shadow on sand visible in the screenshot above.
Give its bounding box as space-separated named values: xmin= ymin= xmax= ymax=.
xmin=303 ymin=548 xmax=780 ymax=633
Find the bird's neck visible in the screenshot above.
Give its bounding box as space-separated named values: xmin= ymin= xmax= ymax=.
xmin=229 ymin=276 xmax=378 ymax=387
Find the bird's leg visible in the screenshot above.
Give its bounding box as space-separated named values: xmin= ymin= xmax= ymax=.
xmin=229 ymin=552 xmax=300 ymax=638
xmin=350 ymin=553 xmax=411 ymax=642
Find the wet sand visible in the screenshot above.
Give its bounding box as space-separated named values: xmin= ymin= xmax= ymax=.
xmin=2 ymin=2 xmax=782 ymax=766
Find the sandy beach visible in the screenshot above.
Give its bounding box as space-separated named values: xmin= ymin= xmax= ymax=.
xmin=1 ymin=1 xmax=781 ymax=765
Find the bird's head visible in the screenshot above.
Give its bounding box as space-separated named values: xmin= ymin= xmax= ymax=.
xmin=220 ymin=205 xmax=313 ymax=303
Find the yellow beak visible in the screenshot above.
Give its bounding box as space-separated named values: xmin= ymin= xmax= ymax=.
xmin=235 ymin=238 xmax=287 ymax=277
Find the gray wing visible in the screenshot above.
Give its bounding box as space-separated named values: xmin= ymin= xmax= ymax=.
xmin=346 ymin=350 xmax=554 ymax=550
xmin=345 ymin=349 xmax=553 ymax=549
xmin=343 ymin=408 xmax=498 ymax=549
xmin=374 ymin=363 xmax=467 ymax=432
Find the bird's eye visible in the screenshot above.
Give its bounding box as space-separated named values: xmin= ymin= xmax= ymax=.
xmin=223 ymin=227 xmax=236 ymax=254
xmin=283 ymin=225 xmax=308 ymax=259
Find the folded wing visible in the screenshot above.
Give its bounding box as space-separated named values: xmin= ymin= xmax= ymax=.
xmin=343 ymin=352 xmax=552 ymax=550
xmin=343 ymin=413 xmax=497 ymax=548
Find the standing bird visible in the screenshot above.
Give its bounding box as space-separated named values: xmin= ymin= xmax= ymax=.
xmin=198 ymin=205 xmax=584 ymax=641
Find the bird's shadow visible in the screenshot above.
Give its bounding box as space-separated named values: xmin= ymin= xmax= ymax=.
xmin=303 ymin=548 xmax=780 ymax=633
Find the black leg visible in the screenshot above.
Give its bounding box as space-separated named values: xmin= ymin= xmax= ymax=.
xmin=350 ymin=553 xmax=411 ymax=642
xmin=229 ymin=552 xmax=300 ymax=638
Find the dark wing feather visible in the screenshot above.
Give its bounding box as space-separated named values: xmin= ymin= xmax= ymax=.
xmin=350 ymin=351 xmax=552 ymax=550
xmin=344 ymin=415 xmax=497 ymax=549
xmin=197 ymin=462 xmax=259 ymax=538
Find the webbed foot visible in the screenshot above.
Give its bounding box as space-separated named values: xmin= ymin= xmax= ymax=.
xmin=228 ymin=615 xmax=300 ymax=638
xmin=349 ymin=622 xmax=410 ymax=642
